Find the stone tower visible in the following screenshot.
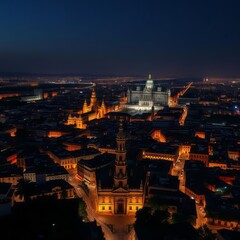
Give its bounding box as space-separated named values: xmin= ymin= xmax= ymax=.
xmin=114 ymin=119 xmax=128 ymax=189
xmin=82 ymin=99 xmax=88 ymax=113
xmin=95 ymin=119 xmax=144 ymax=215
xmin=90 ymin=88 xmax=98 ymax=111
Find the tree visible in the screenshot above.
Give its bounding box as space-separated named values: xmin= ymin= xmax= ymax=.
xmin=147 ymin=197 xmax=168 ymax=211
xmin=152 ymin=209 xmax=170 ymax=225
xmin=135 ymin=207 xmax=152 ymax=226
xmin=15 ymin=178 xmax=34 ymax=202
xmin=172 ymin=212 xmax=195 ymax=225
xmin=135 ymin=207 xmax=171 ymax=240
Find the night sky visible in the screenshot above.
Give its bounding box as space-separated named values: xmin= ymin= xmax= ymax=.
xmin=0 ymin=0 xmax=240 ymax=77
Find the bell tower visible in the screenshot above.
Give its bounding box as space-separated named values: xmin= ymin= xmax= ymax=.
xmin=90 ymin=88 xmax=97 ymax=110
xmin=114 ymin=119 xmax=128 ymax=189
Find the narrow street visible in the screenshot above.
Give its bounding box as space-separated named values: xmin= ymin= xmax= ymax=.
xmin=172 ymin=156 xmax=207 ymax=229
xmin=195 ymin=204 xmax=206 ymax=228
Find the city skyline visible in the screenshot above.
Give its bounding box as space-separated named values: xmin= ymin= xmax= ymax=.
xmin=1 ymin=0 xmax=240 ymax=77
xmin=1 ymin=1 xmax=240 ymax=239
xmin=0 ymin=73 xmax=240 ymax=239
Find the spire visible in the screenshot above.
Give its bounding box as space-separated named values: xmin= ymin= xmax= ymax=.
xmin=148 ymin=74 xmax=152 ymax=80
xmin=101 ymin=99 xmax=105 ymax=107
xmin=83 ymin=99 xmax=88 ymax=113
xmin=101 ymin=99 xmax=106 ymax=112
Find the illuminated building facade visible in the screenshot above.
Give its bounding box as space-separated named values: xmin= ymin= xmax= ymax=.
xmin=96 ymin=120 xmax=144 ymax=215
xmin=67 ymin=87 xmax=113 ymax=129
xmin=127 ymin=75 xmax=170 ymax=110
xmin=142 ymin=144 xmax=179 ymax=162
xmin=47 ymin=148 xmax=100 ymax=170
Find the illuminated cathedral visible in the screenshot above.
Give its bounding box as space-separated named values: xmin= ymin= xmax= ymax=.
xmin=96 ymin=120 xmax=144 ymax=215
xmin=67 ymin=87 xmax=115 ymax=129
xmin=127 ymin=74 xmax=170 ymax=110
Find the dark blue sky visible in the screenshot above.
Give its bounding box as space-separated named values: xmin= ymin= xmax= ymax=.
xmin=0 ymin=0 xmax=240 ymax=77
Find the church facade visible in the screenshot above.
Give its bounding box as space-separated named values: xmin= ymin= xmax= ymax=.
xmin=96 ymin=120 xmax=144 ymax=215
xmin=127 ymin=75 xmax=170 ymax=110
xmin=67 ymin=88 xmax=113 ymax=129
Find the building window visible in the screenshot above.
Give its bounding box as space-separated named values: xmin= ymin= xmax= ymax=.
xmin=102 ymin=206 xmax=105 ymax=210
xmin=129 ymin=206 xmax=132 ymax=210
xmin=109 ymin=206 xmax=111 ymax=210
xmin=136 ymin=207 xmax=139 ymax=210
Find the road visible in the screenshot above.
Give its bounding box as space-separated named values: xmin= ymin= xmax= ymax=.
xmin=172 ymin=155 xmax=208 ymax=229
xmin=170 ymin=82 xmax=193 ymax=107
xmin=195 ymin=204 xmax=207 ymax=228
xmin=179 ymin=106 xmax=188 ymax=126
xmin=172 ymin=157 xmax=185 ymax=177
xmin=68 ymin=172 xmax=136 ymax=240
